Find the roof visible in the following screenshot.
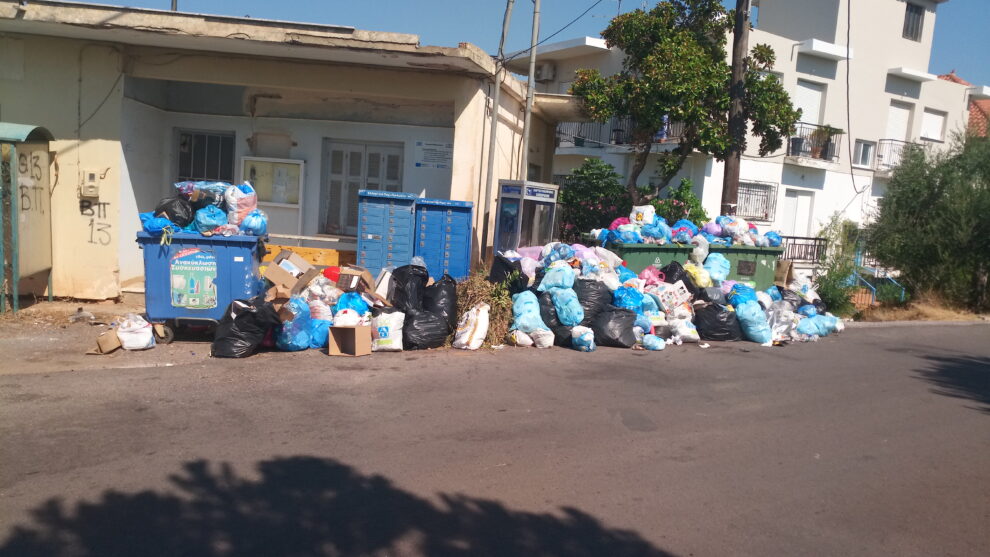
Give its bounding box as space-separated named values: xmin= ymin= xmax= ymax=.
xmin=505 ymin=36 xmax=609 ymax=74
xmin=939 ymin=71 xmax=990 ymax=136
xmin=0 ymin=122 xmax=55 ymax=143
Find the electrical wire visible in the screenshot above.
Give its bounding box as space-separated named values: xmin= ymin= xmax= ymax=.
xmin=77 ymin=72 xmax=123 ymax=133
xmin=842 ymin=0 xmax=870 ymax=214
xmin=504 ymin=0 xmax=605 ymax=63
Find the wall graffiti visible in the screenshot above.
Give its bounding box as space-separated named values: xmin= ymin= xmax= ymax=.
xmin=17 ymin=152 xmax=46 ymax=214
xmin=80 ymin=199 xmax=113 ymax=246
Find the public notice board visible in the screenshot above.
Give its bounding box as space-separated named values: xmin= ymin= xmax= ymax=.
xmin=413 ymin=141 xmax=453 ymax=170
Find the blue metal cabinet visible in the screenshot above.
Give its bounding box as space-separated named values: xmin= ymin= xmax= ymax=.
xmin=357 ymin=190 xmax=417 ymax=276
xmin=413 ymin=198 xmax=474 ymax=280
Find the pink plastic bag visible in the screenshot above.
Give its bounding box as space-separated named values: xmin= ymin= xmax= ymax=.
xmin=515 ymin=246 xmax=544 ymax=260
xmin=638 ymin=265 xmax=666 ymax=287
xmin=609 ymin=217 xmax=630 ymax=230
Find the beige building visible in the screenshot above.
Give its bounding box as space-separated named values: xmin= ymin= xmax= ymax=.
xmin=510 ymin=0 xmax=986 ymax=244
xmin=0 ymin=0 xmax=579 ymax=299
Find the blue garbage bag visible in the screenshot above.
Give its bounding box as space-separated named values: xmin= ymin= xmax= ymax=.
xmin=276 ymin=296 xmax=312 ymax=351
xmin=613 ymin=286 xmax=645 ymax=313
xmin=766 ymin=286 xmax=782 ymax=302
xmin=308 ymin=319 xmax=332 ymax=349
xmin=543 ymin=243 xmax=575 ymax=267
xmin=607 ymin=228 xmax=644 ymax=245
xmin=735 ymin=300 xmax=772 ymax=344
xmin=702 ymin=232 xmax=731 ymax=246
xmin=797 ymin=305 xmax=818 ymax=318
xmin=571 ymin=326 xmax=597 ymax=352
xmin=797 ymin=314 xmax=839 ymax=337
xmin=240 ymin=209 xmax=268 ymax=236
xmin=727 ymin=283 xmax=759 ymax=306
xmin=139 ymin=211 xmax=174 ymax=235
xmin=652 ymin=215 xmax=668 ymax=226
xmin=642 ymin=221 xmax=673 ymax=242
xmin=511 ymin=291 xmax=548 ymax=333
xmin=641 ymin=293 xmax=660 ymax=314
xmin=551 ymin=288 xmax=584 ymax=326
xmin=597 ymin=229 xmax=610 ymax=246
xmin=715 ymin=215 xmax=733 ymax=228
xmin=193 ymin=205 xmax=228 ymax=233
xmin=634 ymin=313 xmax=652 ymax=332
xmin=537 ymin=264 xmax=576 ymax=291
xmin=672 ymin=219 xmax=699 ymax=237
xmin=643 ymin=334 xmax=666 ymax=351
xmin=704 ymin=253 xmax=732 ymax=283
xmin=616 ymin=265 xmax=637 ymax=284
xmin=764 ymin=231 xmax=783 ymax=247
xmin=334 ymin=292 xmax=370 ymax=315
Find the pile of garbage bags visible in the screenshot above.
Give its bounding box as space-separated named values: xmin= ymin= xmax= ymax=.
xmin=140 ymin=181 xmax=268 ymax=238
xmin=590 ymin=205 xmax=784 ymax=249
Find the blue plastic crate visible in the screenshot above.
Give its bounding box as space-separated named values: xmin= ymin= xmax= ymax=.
xmin=136 ymin=232 xmax=266 ymax=324
xmin=414 ymin=198 xmax=474 ymax=280
xmin=357 ymin=190 xmax=417 ymax=276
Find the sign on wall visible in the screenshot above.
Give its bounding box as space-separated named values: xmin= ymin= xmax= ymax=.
xmin=413 ymin=141 xmax=452 ymax=170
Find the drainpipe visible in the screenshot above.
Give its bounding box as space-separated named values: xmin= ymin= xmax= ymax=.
xmin=480 ymin=0 xmax=515 ymax=262
xmin=520 ymin=0 xmax=541 ymax=181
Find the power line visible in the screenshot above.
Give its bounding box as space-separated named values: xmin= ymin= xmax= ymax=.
xmin=504 ymin=0 xmax=605 ymax=63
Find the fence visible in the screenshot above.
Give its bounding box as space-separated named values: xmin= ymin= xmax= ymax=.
xmin=780 ymin=235 xmax=827 ymax=263
xmin=556 ymin=117 xmax=685 ymax=148
xmin=786 ymin=122 xmax=843 ymax=161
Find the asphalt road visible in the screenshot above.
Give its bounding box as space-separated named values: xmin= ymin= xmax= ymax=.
xmin=0 ymin=324 xmax=988 ymax=556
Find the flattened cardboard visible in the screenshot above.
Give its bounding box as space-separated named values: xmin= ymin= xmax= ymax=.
xmin=265 ymin=286 xmax=297 ymax=322
xmin=264 ymin=249 xmax=320 ymax=294
xmin=774 ymin=260 xmax=794 ymax=287
xmin=327 ymin=326 xmax=372 ymax=357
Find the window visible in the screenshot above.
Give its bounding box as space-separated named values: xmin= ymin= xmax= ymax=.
xmin=853 ymin=140 xmax=876 ymax=167
xmin=737 ymin=181 xmax=777 ymax=221
xmin=177 ymin=130 xmax=235 ymax=182
xmin=320 ymin=141 xmax=403 ymax=236
xmin=903 ymin=3 xmax=924 ymax=42
xmin=920 ymin=109 xmax=947 ymax=141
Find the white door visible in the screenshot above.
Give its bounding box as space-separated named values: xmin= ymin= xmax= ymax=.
xmin=885 ymin=101 xmax=912 ymax=140
xmin=781 ymin=189 xmax=814 ymax=236
xmin=322 ymin=142 xmax=404 ymax=236
xmin=794 ymin=80 xmax=825 ymax=124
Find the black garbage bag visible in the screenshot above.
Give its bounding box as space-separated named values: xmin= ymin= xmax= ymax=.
xmin=777 ymin=287 xmax=804 ymax=308
xmin=538 ymin=291 xmax=572 ymax=347
xmin=659 ymin=261 xmax=700 ymax=298
xmin=403 ymin=309 xmax=450 ymax=350
xmin=190 ymin=188 xmax=224 ymax=211
xmin=212 ymin=296 xmax=280 ymax=358
xmin=697 ymin=287 xmax=727 ymax=305
xmin=812 ymin=298 xmax=828 ymax=314
xmin=488 ymin=255 xmax=529 ymax=295
xmin=154 ymin=196 xmax=195 ymax=228
xmin=591 ymin=305 xmax=638 ymax=348
xmin=389 ymin=265 xmax=430 ymax=312
xmin=424 ymin=274 xmax=458 ymax=333
xmin=694 ymin=303 xmax=743 ymax=342
xmin=573 ymin=279 xmax=611 ymax=327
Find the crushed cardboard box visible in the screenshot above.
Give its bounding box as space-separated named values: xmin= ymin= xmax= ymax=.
xmin=87 ymin=329 xmax=122 ymax=355
xmin=265 ymin=249 xmax=321 ymax=294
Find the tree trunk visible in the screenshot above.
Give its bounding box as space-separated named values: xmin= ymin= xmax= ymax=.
xmin=973 ymin=262 xmax=988 ymax=311
xmin=650 ymin=143 xmax=695 ymax=197
xmin=626 ymin=142 xmax=651 ymax=204
xmin=722 ymin=0 xmax=750 ymax=216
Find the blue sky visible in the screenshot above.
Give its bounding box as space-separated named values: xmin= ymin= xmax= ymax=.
xmin=100 ymin=0 xmax=989 ymax=86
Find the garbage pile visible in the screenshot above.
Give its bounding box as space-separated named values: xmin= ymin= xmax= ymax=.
xmin=590 ymin=204 xmax=783 ymax=248
xmin=140 ymin=181 xmax=268 ymax=237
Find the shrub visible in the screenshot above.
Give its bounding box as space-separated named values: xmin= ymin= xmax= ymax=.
xmin=651 ymin=178 xmax=709 ymax=224
xmin=558 ymin=158 xmax=631 ymax=242
xmin=813 ymin=214 xmax=858 ymax=317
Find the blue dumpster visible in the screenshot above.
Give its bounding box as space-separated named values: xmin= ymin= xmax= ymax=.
xmin=357 ymin=190 xmax=417 ymax=276
xmin=137 ymin=232 xmax=266 ymax=340
xmin=413 ymin=198 xmax=473 ymax=280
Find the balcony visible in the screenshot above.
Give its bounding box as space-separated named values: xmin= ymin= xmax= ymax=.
xmin=780 ymin=235 xmax=827 ymax=264
xmin=555 ymin=117 xmax=684 ymax=150
xmin=875 ymin=139 xmax=922 ymax=176
xmin=784 ymin=122 xmax=843 ymax=169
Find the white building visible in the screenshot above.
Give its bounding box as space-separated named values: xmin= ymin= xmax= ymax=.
xmin=508 ymin=0 xmax=987 ymax=248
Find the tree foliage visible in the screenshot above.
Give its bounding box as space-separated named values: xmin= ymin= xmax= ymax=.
xmin=650 ymin=179 xmax=709 ymax=224
xmin=571 ymin=0 xmax=800 ymax=203
xmin=557 ymin=158 xmax=632 ymax=242
xmin=865 ymin=137 xmax=990 ymax=311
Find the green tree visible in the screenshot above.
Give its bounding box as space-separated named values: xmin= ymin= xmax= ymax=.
xmin=866 ymin=136 xmax=990 ymax=311
xmin=571 ymin=0 xmax=800 ymax=203
xmin=558 ymin=158 xmax=631 ymax=242
xmin=651 ymin=178 xmax=709 ymax=224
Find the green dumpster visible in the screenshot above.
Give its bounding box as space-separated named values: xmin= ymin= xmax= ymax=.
xmin=609 ymin=244 xmax=783 ymax=290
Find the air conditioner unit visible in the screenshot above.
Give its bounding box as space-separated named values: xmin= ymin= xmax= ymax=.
xmin=534 ymin=62 xmax=556 ymax=83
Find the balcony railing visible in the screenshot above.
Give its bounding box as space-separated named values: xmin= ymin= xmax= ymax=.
xmin=786 ymin=122 xmax=843 ymax=161
xmin=780 ymin=235 xmax=827 ymax=263
xmin=556 ymin=117 xmax=684 ymax=148
xmin=875 ymin=139 xmax=921 ymax=172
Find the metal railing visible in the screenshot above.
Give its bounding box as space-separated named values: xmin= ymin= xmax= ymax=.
xmin=786 ymin=122 xmax=843 ymax=161
xmin=780 ymin=235 xmax=827 ymax=263
xmin=875 ymin=139 xmax=920 ymax=172
xmin=556 ymin=117 xmax=684 ymax=148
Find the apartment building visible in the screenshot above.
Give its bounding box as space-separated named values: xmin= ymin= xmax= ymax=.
xmin=508 ymin=0 xmax=987 ymax=242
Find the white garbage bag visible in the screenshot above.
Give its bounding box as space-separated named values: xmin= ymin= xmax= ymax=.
xmin=117 ymin=313 xmax=155 ymax=350
xmin=372 ymin=310 xmax=405 ymax=352
xmin=453 ymin=303 xmax=490 ymax=350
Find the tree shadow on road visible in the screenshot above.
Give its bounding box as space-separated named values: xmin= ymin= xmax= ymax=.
xmin=917 ymin=355 xmax=990 ymax=415
xmin=0 ymin=456 xmax=675 ymax=557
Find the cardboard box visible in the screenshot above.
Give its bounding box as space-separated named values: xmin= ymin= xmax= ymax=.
xmin=336 ymin=265 xmax=376 ymax=293
xmin=87 ymin=329 xmax=122 ymax=355
xmin=265 ymin=286 xmax=298 ymax=322
xmin=774 ymin=260 xmax=794 ymax=287
xmin=264 ymin=249 xmax=321 ymax=294
xmin=327 ymin=326 xmax=372 ymax=357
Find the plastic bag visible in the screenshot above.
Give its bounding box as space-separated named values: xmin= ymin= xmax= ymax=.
xmin=797 ymin=314 xmax=840 ymax=337
xmin=694 ymin=304 xmax=743 ymax=342
xmin=638 ymin=266 xmax=665 ymax=287
xmin=508 ymin=330 xmax=534 ymax=347
xmin=571 ymin=326 xmax=597 ymax=352
xmin=641 ymin=292 xmax=660 ymax=314
xmin=488 ymin=255 xmax=529 ymax=295
xmin=591 ymin=305 xmax=638 ymax=348
xmin=669 ymin=318 xmax=700 ymax=342
xmin=537 ymin=262 xmax=576 ymax=292
xmin=333 ymin=308 xmax=362 ymax=327
xmin=551 ymin=288 xmax=584 ymax=327
xmin=609 ymin=217 xmax=630 ymax=230
xmin=224 ymin=182 xmax=258 ymax=226
xmin=752 ymin=233 xmax=770 ymax=247
xmin=240 ymin=209 xmax=268 ymax=236
xmin=117 ymin=313 xmax=155 ymax=350
xmin=690 ymin=235 xmax=709 ymax=265
xmin=641 ymin=221 xmax=672 ymax=243
xmin=334 ymin=292 xmax=370 ymax=316
xmin=403 ymin=309 xmax=450 ymax=350
xmin=766 ymin=286 xmax=783 ymax=302
xmin=308 ymin=319 xmax=332 ymax=349
xmin=630 ymin=205 xmax=656 ymax=225
xmin=424 ymin=274 xmax=458 ymax=332
xmin=212 ymin=296 xmax=280 ymax=358
xmin=511 ymin=291 xmax=548 ymax=334
xmin=613 ymin=286 xmax=645 ymax=313
xmin=154 ymin=196 xmax=195 ymax=228
xmin=390 ymin=264 xmax=430 ymax=312
xmin=721 ymin=216 xmax=750 ymax=238
xmin=684 ymin=262 xmax=714 ymax=288
xmin=531 ymin=329 xmax=555 ymax=349
xmin=573 ymin=279 xmax=611 ymax=327
xmin=643 ymin=334 xmax=666 ymax=351
xmin=139 ymin=212 xmax=175 ymax=235
xmin=607 ymin=228 xmax=643 ymax=245
xmin=519 ymin=257 xmax=539 ymax=283
xmin=756 ymin=290 xmax=774 ymax=310
xmin=735 ymin=300 xmax=772 ymax=344
xmin=453 ymin=303 xmax=490 ymax=350
xmin=703 ymin=253 xmax=731 ymax=283
xmin=765 ymin=231 xmax=783 ymax=247
xmin=276 ymin=297 xmax=312 ymax=351
xmin=659 ymin=261 xmax=699 ymax=296
xmin=305 ymin=276 xmax=343 ymax=307
xmin=542 ymin=243 xmax=575 ymax=267
xmin=538 ymin=292 xmax=574 ymax=347
xmin=672 ymin=219 xmax=699 ymax=237
xmin=308 ymin=300 xmax=334 ymax=321
xmin=194 ymin=205 xmax=228 ymax=233
xmin=766 ymin=301 xmax=799 ymax=342
xmin=702 ymin=222 xmax=723 ymax=236
xmin=370 ymin=309 xmax=405 ymax=352
xmin=727 ymin=283 xmax=758 ymax=306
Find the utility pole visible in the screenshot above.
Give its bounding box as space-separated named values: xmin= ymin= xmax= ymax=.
xmin=480 ymin=0 xmax=514 ymax=262
xmin=721 ymin=0 xmax=750 ymax=216
xmin=171 ymin=1 xmax=178 ymax=11
xmin=520 ymin=0 xmax=541 ymax=182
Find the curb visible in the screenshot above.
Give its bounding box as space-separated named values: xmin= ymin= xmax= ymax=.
xmin=846 ymin=319 xmax=990 ymax=329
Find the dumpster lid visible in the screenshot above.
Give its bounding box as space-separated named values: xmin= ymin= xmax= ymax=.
xmin=0 ymin=122 xmax=55 ymax=143
xmin=416 ymin=198 xmax=474 ymax=208
xmin=358 ymin=190 xmax=417 ymax=201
